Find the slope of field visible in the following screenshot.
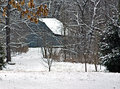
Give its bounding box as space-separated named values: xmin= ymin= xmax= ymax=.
xmin=0 ymin=48 xmax=120 ymax=89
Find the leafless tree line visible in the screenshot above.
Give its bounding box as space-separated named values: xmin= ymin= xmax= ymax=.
xmin=44 ymin=0 xmax=119 ymax=71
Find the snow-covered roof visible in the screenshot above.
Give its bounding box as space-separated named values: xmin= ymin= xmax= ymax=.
xmin=40 ymin=18 xmax=63 ymax=35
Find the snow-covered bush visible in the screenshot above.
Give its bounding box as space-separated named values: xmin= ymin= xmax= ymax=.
xmin=99 ymin=24 xmax=120 ymax=72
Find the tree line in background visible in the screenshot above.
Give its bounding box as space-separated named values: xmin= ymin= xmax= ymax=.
xmin=47 ymin=0 xmax=120 ymax=72
xmin=0 ymin=0 xmax=120 ymax=72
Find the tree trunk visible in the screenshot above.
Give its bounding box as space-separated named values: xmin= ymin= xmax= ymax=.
xmin=6 ymin=0 xmax=11 ymax=62
xmin=94 ymin=54 xmax=98 ymax=72
xmin=6 ymin=27 xmax=11 ymax=62
xmin=95 ymin=64 xmax=97 ymax=72
xmin=49 ymin=66 xmax=51 ymax=72
xmin=94 ymin=61 xmax=98 ymax=72
xmin=84 ymin=54 xmax=87 ymax=72
xmin=63 ymin=27 xmax=67 ymax=62
xmin=118 ymin=0 xmax=120 ymax=24
xmin=44 ymin=47 xmax=47 ymax=58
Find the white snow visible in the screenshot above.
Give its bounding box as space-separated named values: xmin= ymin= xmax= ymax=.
xmin=0 ymin=48 xmax=120 ymax=89
xmin=40 ymin=18 xmax=63 ymax=35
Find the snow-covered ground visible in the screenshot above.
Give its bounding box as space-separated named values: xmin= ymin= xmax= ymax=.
xmin=0 ymin=48 xmax=120 ymax=89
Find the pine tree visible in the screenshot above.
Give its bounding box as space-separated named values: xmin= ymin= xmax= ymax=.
xmin=0 ymin=43 xmax=5 ymax=70
xmin=99 ymin=24 xmax=120 ymax=72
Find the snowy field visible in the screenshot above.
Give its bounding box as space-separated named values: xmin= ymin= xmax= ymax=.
xmin=0 ymin=48 xmax=120 ymax=89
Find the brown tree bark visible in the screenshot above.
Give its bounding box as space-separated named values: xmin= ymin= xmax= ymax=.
xmin=6 ymin=0 xmax=11 ymax=62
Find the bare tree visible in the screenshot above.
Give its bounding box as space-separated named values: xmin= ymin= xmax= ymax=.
xmin=47 ymin=0 xmax=118 ymax=71
xmin=41 ymin=46 xmax=53 ymax=72
xmin=0 ymin=0 xmax=48 ymax=62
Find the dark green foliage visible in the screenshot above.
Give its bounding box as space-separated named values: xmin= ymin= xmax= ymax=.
xmin=0 ymin=43 xmax=5 ymax=70
xmin=99 ymin=24 xmax=120 ymax=72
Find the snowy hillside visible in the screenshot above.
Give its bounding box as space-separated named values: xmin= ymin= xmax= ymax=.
xmin=0 ymin=48 xmax=120 ymax=89
xmin=5 ymin=48 xmax=105 ymax=72
xmin=40 ymin=18 xmax=63 ymax=35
